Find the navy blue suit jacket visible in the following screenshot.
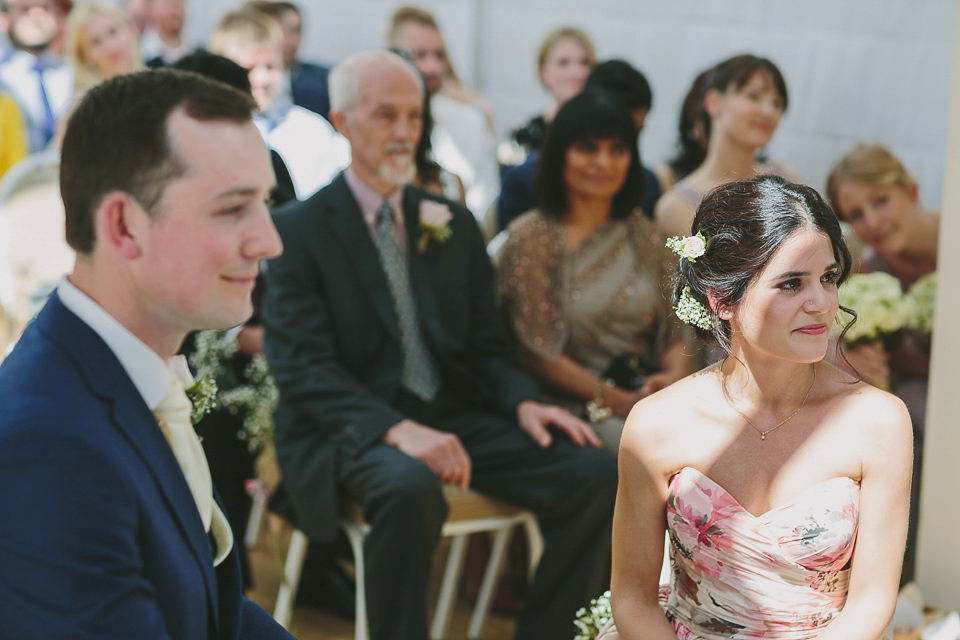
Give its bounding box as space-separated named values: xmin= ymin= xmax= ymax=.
xmin=290 ymin=61 xmax=331 ymax=121
xmin=0 ymin=293 xmax=293 ymax=640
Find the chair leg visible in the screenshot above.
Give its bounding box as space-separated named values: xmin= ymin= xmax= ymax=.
xmin=341 ymin=522 xmax=370 ymax=640
xmin=430 ymin=533 xmax=469 ymax=640
xmin=273 ymin=528 xmax=309 ymax=629
xmin=244 ymin=480 xmax=268 ymax=548
xmin=467 ymin=526 xmax=513 ymax=640
xmin=521 ymin=513 xmax=544 ymax=582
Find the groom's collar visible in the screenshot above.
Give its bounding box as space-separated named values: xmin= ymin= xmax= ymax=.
xmin=57 ymin=278 xmax=170 ymax=411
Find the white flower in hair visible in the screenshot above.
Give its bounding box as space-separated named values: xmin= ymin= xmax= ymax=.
xmin=666 ymin=232 xmax=707 ymax=262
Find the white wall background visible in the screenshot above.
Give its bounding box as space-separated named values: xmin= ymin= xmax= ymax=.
xmin=181 ymin=0 xmax=955 ymax=206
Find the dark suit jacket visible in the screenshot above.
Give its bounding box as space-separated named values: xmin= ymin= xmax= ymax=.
xmin=0 ymin=294 xmax=292 ymax=640
xmin=290 ymin=61 xmax=331 ymax=121
xmin=263 ymin=174 xmax=539 ymax=541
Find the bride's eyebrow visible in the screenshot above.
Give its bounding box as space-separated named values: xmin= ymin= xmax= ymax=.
xmin=771 ymin=262 xmax=840 ymax=281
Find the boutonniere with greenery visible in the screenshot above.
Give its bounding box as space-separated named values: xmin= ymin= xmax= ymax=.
xmin=185 ymin=377 xmax=218 ymax=425
xmin=417 ymin=200 xmax=453 ymax=254
xmin=170 ymin=354 xmax=217 ymax=425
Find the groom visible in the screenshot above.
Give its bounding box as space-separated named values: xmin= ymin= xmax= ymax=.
xmin=0 ymin=69 xmax=292 ymax=639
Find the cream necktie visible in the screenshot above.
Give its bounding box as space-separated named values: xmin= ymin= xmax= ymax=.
xmin=153 ymin=369 xmax=234 ymax=566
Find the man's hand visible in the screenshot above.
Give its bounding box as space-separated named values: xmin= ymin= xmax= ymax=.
xmin=516 ymin=400 xmax=603 ymax=449
xmin=383 ymin=420 xmax=472 ymax=489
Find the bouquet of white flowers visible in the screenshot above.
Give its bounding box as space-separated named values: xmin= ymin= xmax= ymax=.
xmin=189 ymin=330 xmax=278 ymax=453
xmin=837 ymin=272 xmax=918 ymax=344
xmin=906 ymin=272 xmax=936 ymax=334
xmin=574 ymin=590 xmax=612 ymax=640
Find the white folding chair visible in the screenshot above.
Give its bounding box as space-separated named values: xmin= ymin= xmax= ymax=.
xmin=273 ymin=485 xmax=544 ymax=640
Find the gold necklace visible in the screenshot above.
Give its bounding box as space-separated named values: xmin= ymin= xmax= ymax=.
xmin=721 ymin=360 xmax=818 ymax=441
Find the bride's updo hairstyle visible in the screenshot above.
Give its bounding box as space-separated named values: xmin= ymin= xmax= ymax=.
xmin=674 ymin=174 xmax=853 ymax=353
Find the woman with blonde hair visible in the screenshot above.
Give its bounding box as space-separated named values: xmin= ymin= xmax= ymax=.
xmin=826 ymin=142 xmax=937 ymax=583
xmin=64 ymin=2 xmax=142 ymax=96
xmin=510 ymin=26 xmax=597 ymax=155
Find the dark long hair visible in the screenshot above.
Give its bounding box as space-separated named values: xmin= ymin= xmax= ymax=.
xmin=673 ymin=175 xmax=854 ymax=354
xmin=703 ymin=54 xmax=788 ymax=144
xmin=535 ymin=89 xmax=643 ymax=219
xmin=666 ymin=68 xmax=711 ymax=181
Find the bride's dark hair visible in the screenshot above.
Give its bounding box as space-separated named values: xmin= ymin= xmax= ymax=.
xmin=673 ymin=174 xmax=854 ymax=354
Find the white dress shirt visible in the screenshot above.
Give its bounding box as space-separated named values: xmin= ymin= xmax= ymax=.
xmin=56 ymin=278 xmax=233 ymax=565
xmin=0 ymin=49 xmax=72 ymax=152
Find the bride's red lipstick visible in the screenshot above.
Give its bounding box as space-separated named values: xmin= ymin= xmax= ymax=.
xmin=795 ymin=323 xmax=828 ymax=335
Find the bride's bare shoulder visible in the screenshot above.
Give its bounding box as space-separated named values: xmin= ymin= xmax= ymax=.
xmin=820 ymin=362 xmax=912 ymax=439
xmin=621 ymin=364 xmax=722 ymax=452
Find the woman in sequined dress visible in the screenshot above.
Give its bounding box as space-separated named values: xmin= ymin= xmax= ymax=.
xmin=497 ymin=90 xmax=690 ymax=453
xmin=600 ymin=176 xmax=910 ymax=639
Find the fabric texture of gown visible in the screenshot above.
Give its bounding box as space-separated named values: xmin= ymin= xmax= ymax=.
xmin=597 ymin=466 xmax=860 ymax=639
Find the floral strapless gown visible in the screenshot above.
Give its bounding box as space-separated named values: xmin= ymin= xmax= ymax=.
xmin=598 ymin=466 xmax=860 ymax=639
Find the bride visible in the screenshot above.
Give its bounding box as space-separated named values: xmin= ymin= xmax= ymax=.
xmin=600 ymin=175 xmax=911 ymax=639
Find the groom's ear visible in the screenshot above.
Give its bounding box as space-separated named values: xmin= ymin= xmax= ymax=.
xmin=96 ymin=192 xmax=146 ymax=260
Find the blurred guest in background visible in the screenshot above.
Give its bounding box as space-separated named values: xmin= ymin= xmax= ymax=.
xmin=827 ymin=142 xmax=938 ymax=583
xmin=655 ymin=53 xmax=797 ymax=239
xmin=209 ymin=8 xmax=349 ymax=199
xmin=64 ymin=2 xmax=142 ymax=97
xmin=387 ymin=5 xmax=500 ymax=221
xmin=0 ymin=0 xmax=72 ymax=152
xmin=508 ymin=26 xmax=596 ymax=160
xmin=264 ymin=50 xmax=616 ymax=640
xmin=122 ymin=0 xmax=150 ymax=36
xmin=140 ymin=0 xmax=192 ymax=67
xmin=0 ymin=89 xmax=26 ymax=178
xmin=498 ymin=59 xmax=660 ymax=231
xmin=245 ymin=1 xmax=332 ymax=120
xmin=499 ymin=90 xmax=689 ymax=453
xmin=655 ymin=67 xmax=711 ymax=192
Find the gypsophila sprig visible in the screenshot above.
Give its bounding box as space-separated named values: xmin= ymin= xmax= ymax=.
xmin=185 ymin=376 xmax=217 ymax=425
xmin=573 ymin=590 xmax=612 ymax=640
xmin=675 ymin=286 xmax=713 ymax=331
xmin=666 ymin=231 xmax=707 ymax=262
xmin=189 ymin=330 xmax=278 ymax=453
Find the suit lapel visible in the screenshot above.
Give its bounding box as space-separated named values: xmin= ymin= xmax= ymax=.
xmin=36 ymin=294 xmax=220 ymax=631
xmin=402 ymin=188 xmax=444 ymax=352
xmin=323 ymin=176 xmax=400 ymax=339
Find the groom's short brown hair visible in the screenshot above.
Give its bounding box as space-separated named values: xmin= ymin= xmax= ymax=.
xmin=60 ymin=69 xmax=256 ymax=254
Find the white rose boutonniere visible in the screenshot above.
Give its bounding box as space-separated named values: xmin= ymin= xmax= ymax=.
xmin=418 ymin=200 xmax=453 ymax=254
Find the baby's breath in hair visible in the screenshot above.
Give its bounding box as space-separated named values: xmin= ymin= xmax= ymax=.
xmin=675 ymin=286 xmax=713 ymax=330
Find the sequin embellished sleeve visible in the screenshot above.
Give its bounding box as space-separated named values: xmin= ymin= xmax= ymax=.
xmin=496 ymin=211 xmax=568 ymax=362
xmin=628 ymin=212 xmax=685 ymax=355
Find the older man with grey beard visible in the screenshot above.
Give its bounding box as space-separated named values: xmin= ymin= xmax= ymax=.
xmin=262 ymin=49 xmax=618 ymax=640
